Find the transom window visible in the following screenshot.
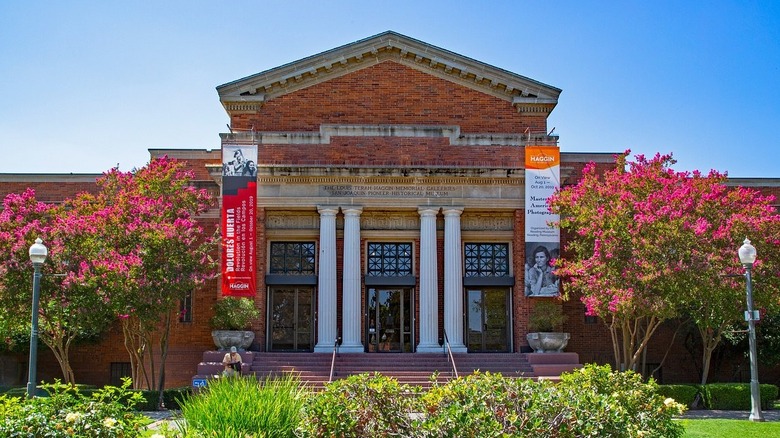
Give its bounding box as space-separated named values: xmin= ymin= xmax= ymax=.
xmin=367 ymin=243 xmax=412 ymax=276
xmin=464 ymin=243 xmax=509 ymax=277
xmin=270 ymin=242 xmax=316 ymax=275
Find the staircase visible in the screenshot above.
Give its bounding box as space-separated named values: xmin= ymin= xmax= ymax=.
xmin=193 ymin=351 xmax=582 ymax=390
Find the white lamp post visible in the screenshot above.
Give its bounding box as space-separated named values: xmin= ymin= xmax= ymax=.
xmin=26 ymin=238 xmax=47 ymax=399
xmin=738 ymin=237 xmax=764 ymax=422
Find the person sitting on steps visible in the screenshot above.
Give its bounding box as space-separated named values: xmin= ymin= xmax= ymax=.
xmin=222 ymin=346 xmax=242 ymax=377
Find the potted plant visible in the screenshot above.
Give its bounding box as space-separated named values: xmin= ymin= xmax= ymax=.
xmin=526 ymin=300 xmax=570 ymax=353
xmin=210 ymin=297 xmax=260 ymax=351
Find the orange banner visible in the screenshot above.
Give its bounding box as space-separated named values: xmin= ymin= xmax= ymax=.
xmin=525 ymin=146 xmax=560 ymax=170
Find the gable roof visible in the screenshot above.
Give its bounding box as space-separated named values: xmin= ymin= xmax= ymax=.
xmin=216 ymin=31 xmax=561 ymax=116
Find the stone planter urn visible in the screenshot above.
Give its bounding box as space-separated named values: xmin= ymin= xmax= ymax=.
xmin=211 ymin=330 xmax=255 ymax=351
xmin=526 ymin=332 xmax=570 ymax=353
xmin=527 ymin=301 xmax=569 ymax=353
xmin=210 ymin=297 xmax=260 ymax=351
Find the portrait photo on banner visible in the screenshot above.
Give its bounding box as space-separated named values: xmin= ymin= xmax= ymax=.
xmin=524 ymin=242 xmax=560 ymax=297
xmin=222 ymin=145 xmax=257 ymax=177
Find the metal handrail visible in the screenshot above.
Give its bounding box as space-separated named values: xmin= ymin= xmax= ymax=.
xmin=443 ymin=330 xmax=459 ymax=379
xmin=328 ymin=337 xmax=340 ymax=383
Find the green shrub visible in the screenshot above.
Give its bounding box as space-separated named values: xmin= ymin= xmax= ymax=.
xmin=553 ymin=364 xmax=686 ymax=437
xmin=0 ymin=378 xmax=147 ymax=437
xmin=420 ymin=371 xmax=557 ymax=436
xmin=180 ymin=373 xmax=306 ymax=437
xmin=298 ymin=373 xmax=421 ymax=437
xmin=299 ymin=366 xmax=685 ymax=438
xmin=656 ymin=384 xmax=700 ymax=407
xmin=163 ymin=386 xmax=192 ymax=410
xmin=210 ymin=297 xmax=260 ymax=330
xmin=0 ymin=387 xmax=17 ymax=395
xmin=528 ymin=300 xmax=568 ymax=332
xmin=131 ymin=390 xmax=160 ymax=411
xmin=3 ymin=384 xmax=98 ymax=400
xmin=701 ymin=383 xmax=779 ymax=410
xmin=1 ymin=387 xmax=35 ymax=398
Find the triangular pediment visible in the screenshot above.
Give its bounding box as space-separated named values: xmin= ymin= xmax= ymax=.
xmin=217 ymin=31 xmax=561 ymax=116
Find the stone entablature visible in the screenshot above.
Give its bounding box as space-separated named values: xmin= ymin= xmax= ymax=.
xmin=255 ymin=179 xmax=523 ymax=210
xmin=219 ymin=125 xmax=558 ymax=147
xmin=264 ymin=210 xmax=515 ymax=233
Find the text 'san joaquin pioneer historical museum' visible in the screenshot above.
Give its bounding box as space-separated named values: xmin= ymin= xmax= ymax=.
xmin=4 ymin=31 xmax=780 ymax=388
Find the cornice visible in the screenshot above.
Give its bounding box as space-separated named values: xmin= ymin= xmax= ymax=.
xmin=217 ymin=31 xmax=560 ymax=116
xmin=219 ymin=124 xmax=558 ymax=147
xmin=256 ymin=175 xmax=523 ymax=186
xmin=206 ymin=163 xmax=524 ymax=187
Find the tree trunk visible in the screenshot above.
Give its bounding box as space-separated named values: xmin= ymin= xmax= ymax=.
xmin=122 ymin=318 xmax=152 ymax=390
xmin=41 ymin=337 xmax=75 ymax=384
xmin=608 ymin=318 xmax=622 ymax=370
xmin=699 ymin=324 xmax=725 ymax=385
xmin=608 ymin=316 xmax=664 ymax=373
xmin=157 ymin=312 xmax=172 ymax=409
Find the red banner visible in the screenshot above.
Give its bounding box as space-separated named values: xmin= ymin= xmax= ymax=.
xmin=221 ymin=145 xmax=257 ymax=297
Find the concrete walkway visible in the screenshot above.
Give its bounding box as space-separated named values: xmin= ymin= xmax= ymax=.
xmin=680 ymin=409 xmax=780 ymax=421
xmin=142 ymin=410 xmax=182 ymax=431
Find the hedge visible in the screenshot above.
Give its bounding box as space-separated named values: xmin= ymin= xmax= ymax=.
xmin=1 ymin=385 xmax=191 ymax=410
xmin=701 ymin=383 xmax=779 ymax=410
xmin=656 ymin=384 xmax=700 ymax=407
xmin=163 ymin=386 xmax=192 ymax=409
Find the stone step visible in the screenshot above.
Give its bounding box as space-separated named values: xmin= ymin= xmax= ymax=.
xmin=192 ymin=351 xmax=583 ymax=390
xmin=197 ymin=362 xmax=252 ymax=375
xmin=530 ymin=363 xmax=583 ymax=376
xmin=525 ymin=352 xmax=581 ymax=365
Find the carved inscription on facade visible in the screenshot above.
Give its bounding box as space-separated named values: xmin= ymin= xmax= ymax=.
xmin=361 ymin=212 xmax=419 ymax=230
xmin=461 ymin=213 xmax=514 ymax=231
xmin=266 ymin=213 xmax=319 ymax=230
xmin=321 ymin=185 xmax=458 ymax=198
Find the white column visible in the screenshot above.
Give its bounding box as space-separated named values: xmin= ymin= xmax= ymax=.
xmin=340 ymin=207 xmax=364 ymax=353
xmin=314 ymin=207 xmax=338 ymax=352
xmin=417 ymin=207 xmax=441 ymax=352
xmin=443 ymin=208 xmax=467 ymax=352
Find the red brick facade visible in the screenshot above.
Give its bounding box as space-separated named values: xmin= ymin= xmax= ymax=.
xmin=2 ymin=32 xmax=779 ymax=389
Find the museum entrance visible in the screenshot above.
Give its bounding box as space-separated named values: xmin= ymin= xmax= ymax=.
xmin=268 ymin=287 xmax=314 ymax=351
xmin=366 ymin=287 xmax=413 ymax=352
xmin=466 ymin=288 xmax=511 ymax=352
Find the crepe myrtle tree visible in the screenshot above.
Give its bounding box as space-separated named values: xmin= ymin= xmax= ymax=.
xmin=0 ymin=189 xmax=117 ymax=384
xmin=0 ymin=158 xmax=217 ymax=394
xmin=93 ymin=157 xmax=217 ymax=396
xmin=548 ymin=151 xmax=780 ymax=379
xmin=664 ymin=175 xmax=780 ymax=384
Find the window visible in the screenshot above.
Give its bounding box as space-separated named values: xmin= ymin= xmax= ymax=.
xmin=110 ymin=362 xmax=132 ymax=386
xmin=464 ymin=243 xmax=509 ymax=277
xmin=367 ymin=243 xmax=413 ymax=276
xmin=270 ymin=242 xmax=316 ymax=275
xmin=179 ymin=290 xmax=192 ymax=323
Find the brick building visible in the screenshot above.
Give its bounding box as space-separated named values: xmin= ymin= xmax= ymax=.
xmin=2 ymin=32 xmax=779 ymax=388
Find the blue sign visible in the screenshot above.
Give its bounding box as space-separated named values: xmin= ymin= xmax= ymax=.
xmin=192 ymin=378 xmax=208 ymax=388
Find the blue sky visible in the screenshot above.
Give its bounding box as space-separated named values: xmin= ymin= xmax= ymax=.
xmin=1 ymin=1 xmax=778 ymax=177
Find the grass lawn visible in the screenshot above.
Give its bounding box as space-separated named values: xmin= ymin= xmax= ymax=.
xmin=681 ymin=419 xmax=780 ymax=437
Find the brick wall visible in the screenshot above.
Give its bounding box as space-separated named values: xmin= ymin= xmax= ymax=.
xmin=231 ymin=61 xmax=546 ymax=135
